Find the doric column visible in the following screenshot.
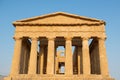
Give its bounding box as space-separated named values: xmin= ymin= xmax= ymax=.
xmin=65 ymin=37 xmax=73 ymax=75
xmin=82 ymin=37 xmax=90 ymax=75
xmin=98 ymin=37 xmax=109 ymax=76
xmin=10 ymin=37 xmax=22 ymax=75
xmin=39 ymin=45 xmax=44 ymax=74
xmin=78 ymin=46 xmax=82 ymax=74
xmin=28 ymin=37 xmax=38 ymax=74
xmin=47 ymin=37 xmax=55 ymax=74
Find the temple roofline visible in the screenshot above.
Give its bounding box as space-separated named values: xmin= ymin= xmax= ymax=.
xmin=12 ymin=12 xmax=106 ymax=27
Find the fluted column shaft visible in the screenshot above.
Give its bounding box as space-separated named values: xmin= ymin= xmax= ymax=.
xmin=10 ymin=37 xmax=22 ymax=75
xmin=98 ymin=38 xmax=109 ymax=76
xmin=28 ymin=37 xmax=38 ymax=74
xmin=65 ymin=37 xmax=73 ymax=75
xmin=47 ymin=38 xmax=55 ymax=74
xmin=82 ymin=37 xmax=90 ymax=75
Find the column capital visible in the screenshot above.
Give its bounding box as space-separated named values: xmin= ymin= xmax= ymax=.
xmin=31 ymin=37 xmax=38 ymax=40
xmin=98 ymin=37 xmax=106 ymax=40
xmin=13 ymin=37 xmax=22 ymax=40
xmin=81 ymin=37 xmax=90 ymax=40
xmin=47 ymin=37 xmax=55 ymax=40
xmin=65 ymin=37 xmax=72 ymax=41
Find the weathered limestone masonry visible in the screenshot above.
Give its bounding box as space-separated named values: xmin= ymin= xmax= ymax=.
xmin=4 ymin=12 xmax=114 ymax=80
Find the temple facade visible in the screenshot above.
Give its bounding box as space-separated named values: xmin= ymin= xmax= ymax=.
xmin=4 ymin=12 xmax=114 ymax=80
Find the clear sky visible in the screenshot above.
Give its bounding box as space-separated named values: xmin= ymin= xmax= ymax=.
xmin=0 ymin=0 xmax=120 ymax=79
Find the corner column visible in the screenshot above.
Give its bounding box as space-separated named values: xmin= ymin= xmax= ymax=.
xmin=65 ymin=37 xmax=73 ymax=75
xmin=82 ymin=37 xmax=90 ymax=75
xmin=98 ymin=37 xmax=109 ymax=76
xmin=10 ymin=37 xmax=22 ymax=75
xmin=47 ymin=37 xmax=55 ymax=74
xmin=28 ymin=37 xmax=38 ymax=74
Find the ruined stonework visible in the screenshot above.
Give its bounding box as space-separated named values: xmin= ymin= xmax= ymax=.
xmin=4 ymin=12 xmax=114 ymax=80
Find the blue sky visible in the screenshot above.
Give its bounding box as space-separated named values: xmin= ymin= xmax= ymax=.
xmin=0 ymin=0 xmax=120 ymax=79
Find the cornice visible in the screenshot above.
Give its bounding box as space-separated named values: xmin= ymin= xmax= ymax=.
xmin=13 ymin=22 xmax=105 ymax=27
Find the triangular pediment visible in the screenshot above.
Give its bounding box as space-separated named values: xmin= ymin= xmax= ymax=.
xmin=13 ymin=12 xmax=105 ymax=26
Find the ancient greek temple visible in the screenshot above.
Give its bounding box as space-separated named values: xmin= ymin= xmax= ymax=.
xmin=5 ymin=12 xmax=114 ymax=80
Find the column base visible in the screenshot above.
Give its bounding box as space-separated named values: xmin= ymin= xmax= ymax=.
xmin=4 ymin=74 xmax=114 ymax=80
